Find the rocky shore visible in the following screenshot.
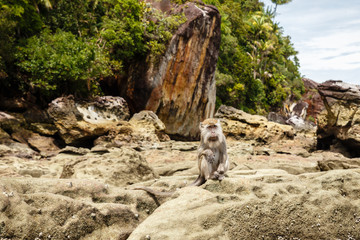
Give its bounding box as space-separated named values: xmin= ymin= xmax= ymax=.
xmin=0 ymin=80 xmax=360 ymax=239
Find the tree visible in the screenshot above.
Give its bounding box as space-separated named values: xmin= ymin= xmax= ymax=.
xmin=271 ymin=0 xmax=292 ymax=15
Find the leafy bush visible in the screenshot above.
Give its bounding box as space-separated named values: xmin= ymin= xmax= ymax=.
xmin=16 ymin=29 xmax=107 ymax=100
xmin=101 ymin=0 xmax=146 ymax=60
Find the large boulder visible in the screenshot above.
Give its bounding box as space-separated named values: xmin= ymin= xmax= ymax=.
xmin=215 ymin=105 xmax=295 ymax=144
xmin=115 ymin=2 xmax=221 ymax=139
xmin=302 ymin=78 xmax=325 ymax=120
xmin=317 ymin=80 xmax=360 ymax=157
xmin=94 ymin=110 xmax=170 ymax=149
xmin=56 ymin=147 xmax=158 ymax=186
xmin=0 ymin=178 xmax=144 ymax=240
xmin=0 ymin=111 xmax=59 ymax=155
xmin=128 ymin=169 xmax=360 ymax=240
xmin=47 ymin=96 xmax=130 ymax=146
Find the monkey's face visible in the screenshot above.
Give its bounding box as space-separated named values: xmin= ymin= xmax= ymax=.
xmin=200 ymin=119 xmax=223 ymax=145
xmin=207 ymin=124 xmax=220 ymax=141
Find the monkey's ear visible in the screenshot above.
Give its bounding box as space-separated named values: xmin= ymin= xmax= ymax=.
xmin=199 ymin=122 xmax=203 ymax=129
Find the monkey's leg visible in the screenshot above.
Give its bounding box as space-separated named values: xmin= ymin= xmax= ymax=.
xmin=209 ymin=171 xmax=220 ymax=180
xmin=201 ymin=156 xmax=211 ymax=180
xmin=191 ymin=157 xmax=209 ymax=186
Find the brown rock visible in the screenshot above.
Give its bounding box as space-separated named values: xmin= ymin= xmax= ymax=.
xmin=128 ymin=169 xmax=360 ymax=240
xmin=94 ymin=111 xmax=170 ymax=148
xmin=0 ymin=178 xmax=141 ymax=240
xmin=0 ymin=111 xmax=22 ymax=133
xmin=302 ymin=78 xmax=324 ymax=121
xmin=0 ymin=128 xmax=12 ymax=144
xmin=215 ymin=105 xmax=295 ymax=144
xmin=0 ymin=96 xmax=30 ymax=111
xmin=318 ymin=80 xmax=360 ymax=103
xmin=47 ymin=96 xmax=130 ymax=146
xmin=27 ymin=133 xmax=60 ymax=154
xmin=317 ymin=80 xmax=360 ymax=157
xmin=117 ymin=2 xmax=221 ymax=139
xmin=56 ymin=147 xmax=158 ymax=186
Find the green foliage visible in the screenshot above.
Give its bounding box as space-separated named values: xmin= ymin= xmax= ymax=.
xmin=1 ymin=0 xmax=303 ymax=113
xmin=0 ymin=0 xmax=187 ymax=101
xmin=101 ymin=0 xmax=146 ymax=60
xmin=0 ymin=0 xmax=43 ymax=91
xmin=204 ymin=0 xmax=303 ymax=114
xmin=143 ymin=4 xmax=186 ymax=58
xmin=307 ymin=115 xmax=315 ymax=123
xmin=43 ymin=0 xmax=104 ymax=37
xmin=16 ymin=29 xmax=106 ymax=100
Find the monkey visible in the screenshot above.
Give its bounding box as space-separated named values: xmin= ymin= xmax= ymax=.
xmin=191 ymin=118 xmax=229 ymax=186
xmin=134 ymin=118 xmax=229 ymax=198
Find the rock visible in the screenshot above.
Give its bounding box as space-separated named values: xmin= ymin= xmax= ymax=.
xmin=27 ymin=133 xmax=60 ymax=155
xmin=29 ymin=122 xmax=58 ymax=135
xmin=0 ymin=96 xmax=30 ymax=111
xmin=114 ymin=2 xmax=221 ymax=139
xmin=0 ymin=111 xmax=59 ymax=154
xmin=215 ymin=105 xmax=295 ymax=144
xmin=0 ymin=127 xmax=12 ymax=144
xmin=56 ymin=147 xmax=158 ymax=186
xmin=94 ymin=111 xmax=170 ymax=149
xmin=128 ymin=169 xmax=360 ymax=240
xmin=0 ymin=178 xmax=141 ymax=240
xmin=59 ymin=146 xmax=90 ymax=155
xmin=1 ymin=112 xmax=360 ymax=239
xmin=47 ymin=96 xmax=130 ymax=146
xmin=288 ymin=101 xmax=309 ymax=119
xmin=317 ymin=80 xmax=360 ymax=157
xmin=268 ymin=78 xmax=323 ymax=128
xmin=23 ymin=106 xmax=52 ymax=124
xmin=285 ymin=115 xmax=315 ymax=130
xmin=129 ymin=111 xmax=170 ymax=142
xmin=267 ymin=112 xmax=287 ymax=125
xmin=302 ymin=78 xmax=324 ymax=121
xmin=0 ymin=112 xmax=22 ymax=133
xmin=0 ymin=142 xmax=38 ymax=159
xmin=318 ymin=80 xmax=360 ymax=103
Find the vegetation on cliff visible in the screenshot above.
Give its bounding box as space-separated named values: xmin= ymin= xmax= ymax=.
xmin=0 ymin=0 xmax=302 ymax=113
xmin=204 ymin=0 xmax=303 ymax=113
xmin=0 ymin=0 xmax=185 ymax=102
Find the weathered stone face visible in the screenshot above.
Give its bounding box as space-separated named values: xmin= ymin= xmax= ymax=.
xmin=317 ymin=80 xmax=360 ymax=157
xmin=215 ymin=105 xmax=297 ymax=144
xmin=120 ymin=2 xmax=221 ymax=140
xmin=47 ymin=96 xmax=130 ymax=146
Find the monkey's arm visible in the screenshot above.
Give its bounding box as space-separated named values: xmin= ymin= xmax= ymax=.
xmin=216 ymin=140 xmax=228 ymax=174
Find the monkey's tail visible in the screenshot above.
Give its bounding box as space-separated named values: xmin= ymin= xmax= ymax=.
xmin=133 ymin=186 xmax=175 ymax=197
xmin=189 ymin=175 xmax=206 ymax=186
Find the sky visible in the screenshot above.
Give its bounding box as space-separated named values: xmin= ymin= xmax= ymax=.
xmin=262 ymin=0 xmax=360 ymax=85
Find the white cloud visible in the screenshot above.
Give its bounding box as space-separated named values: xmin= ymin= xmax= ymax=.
xmin=299 ymin=30 xmax=360 ymax=71
xmin=261 ymin=0 xmax=360 ymax=85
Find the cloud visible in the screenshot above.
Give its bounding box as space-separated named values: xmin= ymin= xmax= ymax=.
xmin=299 ymin=29 xmax=360 ymax=71
xmin=261 ymin=0 xmax=360 ymax=84
xmin=321 ymin=52 xmax=358 ymax=61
